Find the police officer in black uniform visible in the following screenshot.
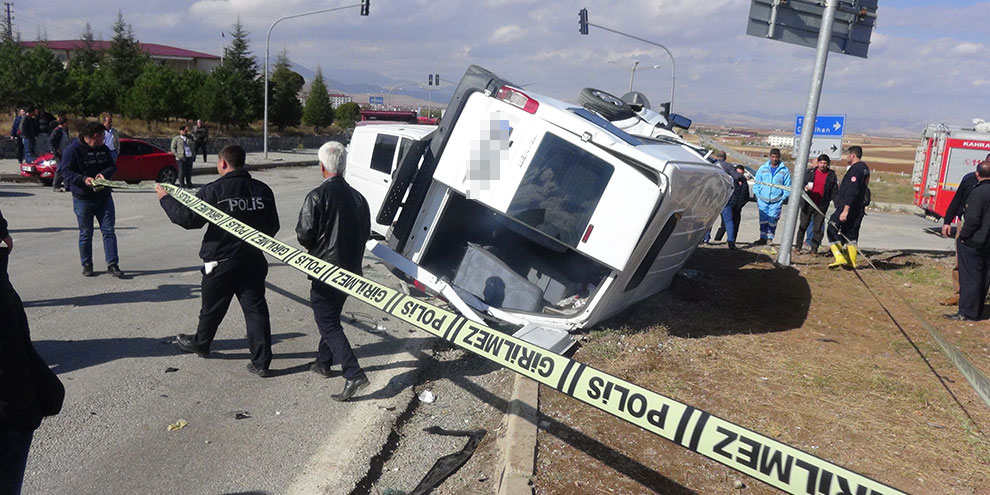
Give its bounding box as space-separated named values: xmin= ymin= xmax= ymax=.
xmin=157 ymin=145 xmax=280 ymax=377
xmin=827 ymin=146 xmax=870 ymax=268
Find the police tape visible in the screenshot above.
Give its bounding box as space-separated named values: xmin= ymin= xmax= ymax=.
xmin=98 ymin=178 xmax=907 ymax=495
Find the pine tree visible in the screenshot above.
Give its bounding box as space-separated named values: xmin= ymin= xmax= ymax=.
xmin=269 ymin=50 xmax=304 ymax=132
xmin=201 ymin=19 xmax=262 ymax=127
xmin=105 ymin=11 xmax=149 ymax=114
xmin=302 ymin=67 xmax=334 ymax=133
xmin=70 ymin=23 xmax=104 ymax=70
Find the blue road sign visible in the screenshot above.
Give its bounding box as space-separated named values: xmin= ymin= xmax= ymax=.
xmin=370 ymin=96 xmax=384 ymax=105
xmin=794 ymin=115 xmax=845 ymax=136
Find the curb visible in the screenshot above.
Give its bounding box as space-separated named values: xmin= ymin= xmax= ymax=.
xmin=496 ymin=374 xmax=539 ymax=495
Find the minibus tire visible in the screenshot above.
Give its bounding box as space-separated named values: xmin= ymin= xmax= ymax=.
xmin=579 ymin=88 xmax=636 ymax=121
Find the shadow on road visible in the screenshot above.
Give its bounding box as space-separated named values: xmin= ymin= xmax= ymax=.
xmin=34 ymin=332 xmax=307 ymax=375
xmin=124 ymin=265 xmax=202 ymax=279
xmin=22 ymin=283 xmax=201 ymax=308
xmin=0 ymin=190 xmax=34 ymax=198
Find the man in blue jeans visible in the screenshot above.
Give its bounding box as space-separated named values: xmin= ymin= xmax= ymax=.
xmin=57 ymin=122 xmax=123 ymax=278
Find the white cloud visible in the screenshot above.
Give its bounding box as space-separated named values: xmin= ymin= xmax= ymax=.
xmin=489 ymin=25 xmax=524 ymax=44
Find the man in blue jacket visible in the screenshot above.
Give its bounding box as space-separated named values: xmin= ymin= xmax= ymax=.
xmin=751 ymin=148 xmax=791 ymax=245
xmin=57 ymin=122 xmax=123 ymax=278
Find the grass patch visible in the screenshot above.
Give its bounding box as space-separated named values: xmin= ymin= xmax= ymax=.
xmin=892 ymin=263 xmax=947 ymax=287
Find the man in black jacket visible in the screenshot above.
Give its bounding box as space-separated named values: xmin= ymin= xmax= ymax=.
xmin=1 ymin=208 xmax=65 ymax=495
xmin=157 ymin=145 xmax=280 ymax=377
xmin=296 ymin=141 xmax=371 ymax=401
xmin=939 ymin=153 xmax=990 ymax=306
xmin=946 ymin=160 xmax=990 ymax=321
xmin=796 ymin=154 xmax=838 ymax=254
xmin=58 ymin=122 xmax=122 ymax=278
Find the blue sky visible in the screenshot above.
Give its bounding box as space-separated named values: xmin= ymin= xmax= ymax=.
xmin=13 ymin=1 xmax=990 ymax=135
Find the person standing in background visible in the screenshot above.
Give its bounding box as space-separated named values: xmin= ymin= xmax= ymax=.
xmin=193 ymin=119 xmax=209 ymax=163
xmin=102 ymin=115 xmax=119 ymax=164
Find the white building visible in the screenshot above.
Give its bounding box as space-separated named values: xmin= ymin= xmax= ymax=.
xmin=328 ymin=93 xmax=352 ymax=108
xmin=767 ymin=134 xmax=795 ymax=148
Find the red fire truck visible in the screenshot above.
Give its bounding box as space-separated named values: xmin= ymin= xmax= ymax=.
xmin=912 ymin=123 xmax=990 ymax=220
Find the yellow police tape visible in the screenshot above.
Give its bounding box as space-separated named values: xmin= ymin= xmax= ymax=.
xmin=99 ymin=178 xmax=907 ymax=495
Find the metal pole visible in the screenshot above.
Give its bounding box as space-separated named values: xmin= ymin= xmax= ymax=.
xmin=776 ymin=0 xmax=838 ymax=266
xmin=589 ymin=23 xmax=675 ymax=113
xmin=264 ymin=3 xmax=361 ymax=159
xmin=628 ymin=60 xmax=639 ymax=92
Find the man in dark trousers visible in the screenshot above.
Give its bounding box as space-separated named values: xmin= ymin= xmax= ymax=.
xmin=8 ymin=108 xmax=24 ymax=165
xmin=939 ymin=152 xmax=990 ymax=305
xmin=946 ymin=160 xmax=990 ymax=321
xmin=826 ymin=146 xmax=870 ymax=268
xmin=18 ymin=106 xmax=39 ymax=164
xmin=796 ymin=154 xmax=837 ymax=254
xmin=1 ymin=208 xmax=65 ymax=495
xmin=157 ymin=145 xmax=280 ymax=377
xmin=296 ymin=141 xmax=371 ymax=401
xmin=58 ymin=122 xmax=123 ymax=278
xmin=193 ymin=119 xmax=209 ymax=163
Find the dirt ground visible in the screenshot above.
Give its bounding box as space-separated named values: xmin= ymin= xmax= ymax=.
xmin=534 ymin=244 xmax=990 ymax=495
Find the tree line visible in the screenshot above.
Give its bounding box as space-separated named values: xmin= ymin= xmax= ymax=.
xmin=0 ymin=13 xmax=360 ymax=132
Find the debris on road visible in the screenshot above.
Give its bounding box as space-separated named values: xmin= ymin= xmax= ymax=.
xmin=417 ymin=390 xmax=436 ymax=404
xmin=408 ymin=427 xmax=486 ymax=495
xmin=164 ymin=367 xmax=179 ymax=373
xmin=166 ymin=419 xmax=188 ymax=431
xmin=234 ymin=411 xmax=251 ymax=420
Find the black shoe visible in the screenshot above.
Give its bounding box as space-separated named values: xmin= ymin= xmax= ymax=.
xmin=246 ymin=362 xmax=271 ymax=378
xmin=176 ymin=333 xmax=209 ymax=357
xmin=753 ymin=238 xmax=768 ymax=246
xmin=943 ymin=313 xmax=976 ymax=321
xmin=107 ymin=264 xmax=123 ymax=278
xmin=310 ymin=362 xmax=333 ymax=378
xmin=331 ymin=376 xmax=369 ymax=402
xmin=727 ymin=242 xmax=737 ymax=250
xmin=82 ymin=264 xmax=94 ymax=277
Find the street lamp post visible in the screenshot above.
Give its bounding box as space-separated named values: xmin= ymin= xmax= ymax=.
xmin=264 ymin=2 xmax=367 ymax=159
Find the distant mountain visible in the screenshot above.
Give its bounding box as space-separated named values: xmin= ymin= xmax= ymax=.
xmin=280 ymin=58 xmax=454 ymax=105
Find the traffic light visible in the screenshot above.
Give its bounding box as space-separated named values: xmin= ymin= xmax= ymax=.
xmin=428 ymin=74 xmax=434 ymax=85
xmin=579 ymin=8 xmax=588 ymax=35
xmin=360 ymin=0 xmax=369 ymax=16
xmin=434 ymin=73 xmax=440 ymax=85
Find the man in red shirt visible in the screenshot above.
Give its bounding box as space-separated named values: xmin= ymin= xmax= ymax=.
xmin=796 ymin=154 xmax=837 ymax=254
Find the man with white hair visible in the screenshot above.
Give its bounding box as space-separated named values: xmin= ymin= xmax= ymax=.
xmin=296 ymin=141 xmax=372 ymax=401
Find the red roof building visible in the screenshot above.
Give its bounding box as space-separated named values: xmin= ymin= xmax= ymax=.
xmin=20 ymin=40 xmax=221 ymax=72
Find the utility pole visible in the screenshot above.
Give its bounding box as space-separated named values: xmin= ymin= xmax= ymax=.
xmin=3 ymin=3 xmax=13 ymax=42
xmin=775 ymin=0 xmax=838 ymax=266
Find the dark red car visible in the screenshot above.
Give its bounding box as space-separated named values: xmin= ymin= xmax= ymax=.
xmin=20 ymin=138 xmax=178 ymax=186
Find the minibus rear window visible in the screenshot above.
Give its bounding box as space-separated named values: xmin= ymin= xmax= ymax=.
xmin=506 ymin=133 xmax=613 ymax=247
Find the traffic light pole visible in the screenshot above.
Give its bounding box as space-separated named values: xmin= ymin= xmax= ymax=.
xmin=775 ymin=0 xmax=838 ymax=266
xmin=579 ymin=11 xmax=675 ymax=114
xmin=264 ymin=2 xmax=367 ymax=159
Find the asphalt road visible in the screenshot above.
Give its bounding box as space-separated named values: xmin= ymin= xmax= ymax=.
xmin=3 ymin=168 xmax=432 ymax=495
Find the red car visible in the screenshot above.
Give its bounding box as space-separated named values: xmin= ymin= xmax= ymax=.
xmin=20 ymin=138 xmax=178 ymax=186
